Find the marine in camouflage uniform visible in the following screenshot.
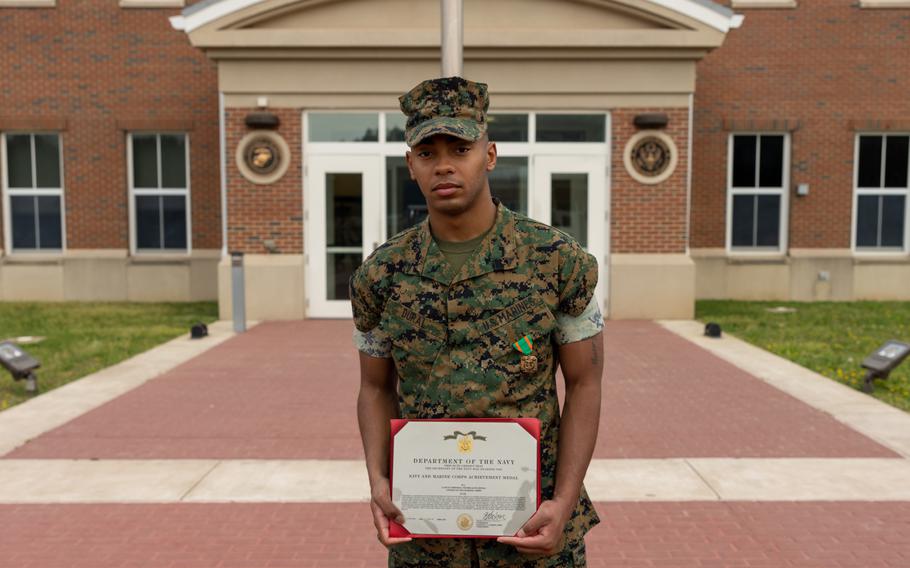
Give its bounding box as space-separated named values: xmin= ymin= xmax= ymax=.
xmin=351 ymin=76 xmax=603 ymax=568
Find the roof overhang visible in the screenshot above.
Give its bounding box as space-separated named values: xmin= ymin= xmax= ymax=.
xmin=170 ymin=0 xmax=742 ymax=35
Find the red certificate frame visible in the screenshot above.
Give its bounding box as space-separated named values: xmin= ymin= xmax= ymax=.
xmin=388 ymin=417 xmax=541 ymax=539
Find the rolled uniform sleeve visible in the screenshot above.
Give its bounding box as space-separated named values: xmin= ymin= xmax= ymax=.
xmin=557 ymin=238 xmax=599 ymax=317
xmin=349 ymin=265 xmax=392 ymax=358
xmin=555 ymin=296 xmax=604 ymax=345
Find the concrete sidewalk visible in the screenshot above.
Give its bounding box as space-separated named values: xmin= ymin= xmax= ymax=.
xmin=1 ymin=319 xmax=909 ymax=567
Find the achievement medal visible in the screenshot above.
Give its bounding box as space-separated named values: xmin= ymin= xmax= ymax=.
xmin=513 ymin=335 xmax=538 ymax=374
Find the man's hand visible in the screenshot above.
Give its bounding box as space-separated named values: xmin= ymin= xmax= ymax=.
xmin=496 ymin=499 xmax=571 ymax=556
xmin=370 ymin=477 xmax=412 ymax=548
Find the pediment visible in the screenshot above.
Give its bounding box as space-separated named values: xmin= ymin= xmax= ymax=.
xmin=174 ymin=0 xmax=734 ymax=52
xmin=244 ymin=0 xmax=674 ymax=31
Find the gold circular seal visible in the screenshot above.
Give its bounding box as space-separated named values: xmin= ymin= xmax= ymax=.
xmin=630 ymin=136 xmax=671 ymax=178
xmin=456 ymin=513 xmax=474 ymax=531
xmin=244 ymin=138 xmax=280 ymax=175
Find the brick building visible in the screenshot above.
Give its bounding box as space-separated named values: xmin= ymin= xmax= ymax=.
xmin=0 ymin=0 xmax=907 ymax=320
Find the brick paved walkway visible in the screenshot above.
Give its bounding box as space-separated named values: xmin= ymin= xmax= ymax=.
xmin=1 ymin=502 xmax=908 ymax=567
xmin=4 ymin=320 xmax=896 ymax=460
xmin=1 ymin=319 xmax=909 ymax=567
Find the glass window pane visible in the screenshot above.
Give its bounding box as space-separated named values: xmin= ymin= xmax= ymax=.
xmin=34 ymin=134 xmax=61 ymax=188
xmin=386 ymin=157 xmax=425 ymax=236
xmin=536 ymin=114 xmax=605 ymax=142
xmin=731 ymin=194 xmax=755 ymax=247
xmin=10 ymin=195 xmax=37 ymax=249
xmin=759 ymin=135 xmax=784 ymax=188
xmin=162 ymin=195 xmax=187 ymax=249
xmin=857 ymin=136 xmax=883 ymax=188
xmin=36 ymin=195 xmax=62 ymax=249
xmin=132 ymin=134 xmax=159 ymax=188
xmin=309 ymin=113 xmax=378 ymax=142
xmin=136 ymin=195 xmax=161 ymax=249
xmin=327 ymin=253 xmax=360 ymax=301
xmin=551 ymin=173 xmax=588 ymax=248
xmin=755 ymin=194 xmax=781 ymax=247
xmin=884 ymin=135 xmax=909 ymax=189
xmin=326 ymin=173 xmax=362 ymax=247
xmin=386 ymin=113 xmax=407 ymax=143
xmin=488 ymin=114 xmax=529 ymax=142
xmin=856 ymin=195 xmax=880 ymax=247
xmin=160 ymin=134 xmax=186 ymax=188
xmin=6 ymin=134 xmax=33 ymax=188
xmin=881 ymin=195 xmax=906 ymax=247
xmin=732 ymin=135 xmax=757 ymax=188
xmin=489 ymin=157 xmax=528 ymax=215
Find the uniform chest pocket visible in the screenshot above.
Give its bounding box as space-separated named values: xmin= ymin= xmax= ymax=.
xmin=468 ymin=296 xmax=558 ymax=369
xmin=380 ymin=300 xmax=446 ymax=362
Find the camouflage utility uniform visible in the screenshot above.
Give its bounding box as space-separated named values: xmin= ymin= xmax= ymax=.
xmin=350 ymin=199 xmax=601 ymax=567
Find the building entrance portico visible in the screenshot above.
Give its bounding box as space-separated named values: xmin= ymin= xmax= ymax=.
xmin=171 ymin=0 xmax=737 ymax=321
xmin=303 ymin=111 xmax=612 ymax=318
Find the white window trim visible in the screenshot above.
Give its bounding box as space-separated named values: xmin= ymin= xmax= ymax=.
xmin=0 ymin=1 xmax=56 ymax=7
xmin=851 ymin=132 xmax=910 ymax=255
xmin=119 ymin=0 xmax=184 ymax=8
xmin=126 ymin=132 xmax=192 ymax=256
xmin=725 ymin=132 xmax=791 ymax=255
xmin=1 ymin=132 xmax=67 ymax=255
xmin=731 ymin=0 xmax=796 ymax=8
xmin=859 ymin=0 xmax=910 ymax=8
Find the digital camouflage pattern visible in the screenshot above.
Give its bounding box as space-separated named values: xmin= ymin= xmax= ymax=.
xmin=350 ymin=200 xmax=601 ymax=568
xmin=399 ymin=76 xmax=489 ymax=147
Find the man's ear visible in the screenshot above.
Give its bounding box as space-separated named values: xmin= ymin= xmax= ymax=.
xmin=486 ymin=141 xmax=498 ymax=172
xmin=405 ymin=150 xmax=416 ymax=180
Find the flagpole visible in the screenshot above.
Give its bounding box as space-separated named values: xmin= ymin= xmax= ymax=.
xmin=440 ymin=0 xmax=463 ymax=77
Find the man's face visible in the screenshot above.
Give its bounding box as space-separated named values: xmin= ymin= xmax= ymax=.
xmin=405 ymin=133 xmax=497 ymax=216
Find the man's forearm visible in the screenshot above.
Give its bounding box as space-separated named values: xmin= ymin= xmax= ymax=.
xmin=552 ymin=376 xmax=601 ymax=509
xmin=357 ymin=381 xmax=401 ymax=487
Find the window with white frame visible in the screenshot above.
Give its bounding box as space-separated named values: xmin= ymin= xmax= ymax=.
xmin=306 ymin=111 xmax=607 ymax=241
xmin=128 ymin=132 xmax=190 ymax=251
xmin=2 ymin=132 xmax=65 ymax=252
xmin=727 ymin=133 xmax=788 ymax=250
xmin=854 ymin=134 xmax=908 ymax=251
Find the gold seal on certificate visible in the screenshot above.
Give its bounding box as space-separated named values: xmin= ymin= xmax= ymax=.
xmin=388 ymin=418 xmax=540 ymax=539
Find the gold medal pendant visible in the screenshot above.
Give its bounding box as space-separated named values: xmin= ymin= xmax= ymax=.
xmin=520 ymin=354 xmax=538 ymax=374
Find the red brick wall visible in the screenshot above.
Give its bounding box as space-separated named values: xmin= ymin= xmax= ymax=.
xmin=692 ymin=1 xmax=910 ymax=249
xmin=0 ymin=0 xmax=220 ymax=251
xmin=611 ymin=108 xmax=689 ymax=254
xmin=225 ymin=108 xmax=303 ymax=254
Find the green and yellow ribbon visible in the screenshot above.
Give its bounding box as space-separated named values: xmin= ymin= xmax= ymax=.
xmin=513 ymin=335 xmax=534 ymax=356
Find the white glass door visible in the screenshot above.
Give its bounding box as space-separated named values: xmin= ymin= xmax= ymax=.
xmin=306 ymin=155 xmax=382 ymax=318
xmin=533 ymin=155 xmax=609 ymax=313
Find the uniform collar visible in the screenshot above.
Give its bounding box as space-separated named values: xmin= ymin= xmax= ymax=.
xmin=409 ymin=197 xmax=519 ymax=285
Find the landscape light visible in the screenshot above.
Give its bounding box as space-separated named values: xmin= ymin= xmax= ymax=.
xmin=860 ymin=340 xmax=910 ymax=393
xmin=0 ymin=341 xmax=41 ymax=395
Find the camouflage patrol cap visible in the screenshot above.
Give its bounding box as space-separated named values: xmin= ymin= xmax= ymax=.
xmin=398 ymin=76 xmax=489 ymax=147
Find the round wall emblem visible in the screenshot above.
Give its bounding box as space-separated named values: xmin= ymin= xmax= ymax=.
xmin=245 ymin=138 xmax=280 ymax=175
xmin=622 ymin=130 xmax=679 ymax=185
xmin=631 ymin=136 xmax=670 ymax=177
xmin=235 ymin=130 xmax=291 ymax=185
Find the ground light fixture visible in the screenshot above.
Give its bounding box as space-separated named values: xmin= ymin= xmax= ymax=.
xmin=860 ymin=340 xmax=910 ymax=393
xmin=0 ymin=341 xmax=41 ymax=395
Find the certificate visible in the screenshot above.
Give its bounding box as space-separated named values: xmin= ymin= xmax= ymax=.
xmin=388 ymin=418 xmax=540 ymax=538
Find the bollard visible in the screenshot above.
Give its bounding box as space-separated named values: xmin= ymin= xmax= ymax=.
xmin=231 ymin=251 xmax=246 ymax=333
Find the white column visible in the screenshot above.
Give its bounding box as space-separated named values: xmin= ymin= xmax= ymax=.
xmin=440 ymin=0 xmax=463 ymax=77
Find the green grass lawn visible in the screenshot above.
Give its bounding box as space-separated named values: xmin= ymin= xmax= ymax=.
xmin=696 ymin=300 xmax=910 ymax=413
xmin=0 ymin=302 xmax=218 ymax=411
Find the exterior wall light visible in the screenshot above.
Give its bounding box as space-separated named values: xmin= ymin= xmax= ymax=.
xmin=633 ymin=113 xmax=669 ymax=129
xmin=0 ymin=341 xmax=40 ymax=395
xmin=860 ymin=340 xmax=910 ymax=393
